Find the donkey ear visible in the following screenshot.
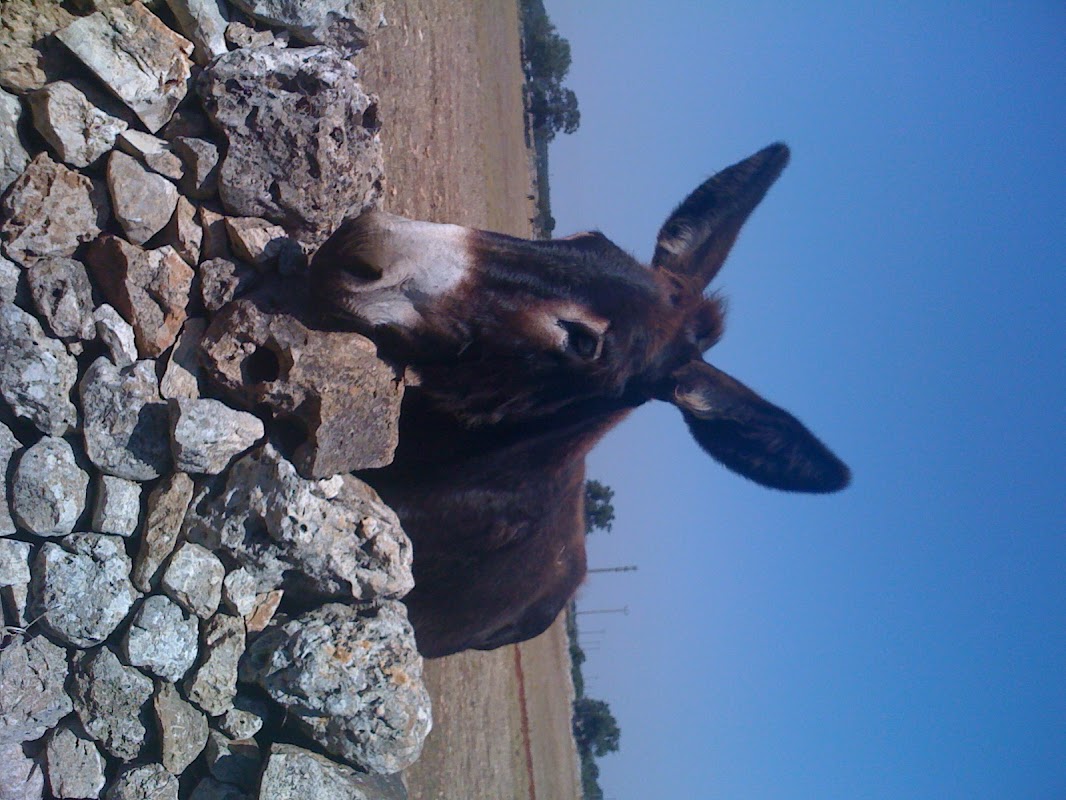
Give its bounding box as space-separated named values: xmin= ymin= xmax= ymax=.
xmin=670 ymin=361 xmax=850 ymax=493
xmin=653 ymin=143 xmax=790 ymax=289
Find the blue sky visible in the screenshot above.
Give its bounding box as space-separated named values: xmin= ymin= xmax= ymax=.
xmin=542 ymin=3 xmax=1065 ymax=798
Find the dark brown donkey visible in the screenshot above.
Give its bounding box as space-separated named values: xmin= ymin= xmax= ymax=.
xmin=311 ymin=143 xmax=850 ymax=657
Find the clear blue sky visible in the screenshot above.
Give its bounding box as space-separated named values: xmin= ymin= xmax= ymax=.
xmin=542 ymin=3 xmax=1065 ymax=798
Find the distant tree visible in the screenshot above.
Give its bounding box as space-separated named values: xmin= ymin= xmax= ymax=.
xmin=572 ymin=697 xmax=621 ymax=757
xmin=520 ymin=0 xmax=581 ymax=140
xmin=584 ymin=480 xmax=615 ymax=534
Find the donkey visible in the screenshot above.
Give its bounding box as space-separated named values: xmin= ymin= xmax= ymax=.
xmin=311 ymin=143 xmax=849 ymax=657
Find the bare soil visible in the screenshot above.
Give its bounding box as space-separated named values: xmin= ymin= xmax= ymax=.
xmin=353 ymin=3 xmax=582 ymax=798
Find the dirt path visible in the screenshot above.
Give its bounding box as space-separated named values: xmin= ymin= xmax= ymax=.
xmin=353 ymin=3 xmax=582 ymax=798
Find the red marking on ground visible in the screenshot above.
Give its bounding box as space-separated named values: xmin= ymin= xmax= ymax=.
xmin=513 ymin=644 xmax=537 ymax=800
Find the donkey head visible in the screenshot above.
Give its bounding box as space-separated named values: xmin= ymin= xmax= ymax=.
xmin=312 ymin=143 xmax=849 ymax=493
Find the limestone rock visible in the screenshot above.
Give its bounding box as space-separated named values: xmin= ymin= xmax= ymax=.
xmin=0 ymin=254 xmax=19 ymax=305
xmin=224 ymin=216 xmax=302 ymax=271
xmin=0 ymin=538 xmax=31 ymax=624
xmin=244 ymin=589 xmax=283 ymax=633
xmin=0 ymin=741 xmax=45 ymax=800
xmin=160 ymin=318 xmax=207 ymax=400
xmin=92 ymin=475 xmax=142 ymax=537
xmin=184 ymin=445 xmax=413 ymax=602
xmin=80 ymin=358 xmax=171 ymax=481
xmin=87 ymin=236 xmax=193 ymax=358
xmin=185 ymin=612 xmax=245 ymax=716
xmin=225 ymin=22 xmax=282 ymax=50
xmin=107 ymin=151 xmax=180 ymax=246
xmin=198 ymin=207 xmax=232 ymax=261
xmin=0 ymin=423 xmax=22 ymax=535
xmin=10 ymin=436 xmax=88 ymax=537
xmin=30 ymin=534 xmax=140 ymax=647
xmin=0 ymin=88 xmax=30 ymax=193
xmin=173 ymin=136 xmax=220 ymax=200
xmin=162 ymin=195 xmax=203 ymax=266
xmin=153 ymin=682 xmax=208 ymax=775
xmin=0 ymin=634 xmax=72 ymax=745
xmin=165 ymin=0 xmax=229 ymax=66
xmin=43 ymin=724 xmax=107 ymax=800
xmin=199 ymin=257 xmax=258 ymax=312
xmin=28 ymin=81 xmax=128 ymax=168
xmin=93 ymin=304 xmax=139 ymax=368
xmin=0 ymin=153 xmax=109 ymax=265
xmin=131 ymin=472 xmax=195 ymax=592
xmin=105 ymin=764 xmax=178 ymax=800
xmin=122 ymin=594 xmax=199 ymax=682
xmin=68 ymin=647 xmax=154 ymax=762
xmin=169 ymin=398 xmax=265 ymax=474
xmin=0 ymin=304 xmax=78 ymax=436
xmin=259 ymin=744 xmax=409 ymax=800
xmin=228 ymin=0 xmax=385 ymax=56
xmin=54 ymin=3 xmax=193 ymax=133
xmin=161 ymin=542 xmax=225 ymax=619
xmin=221 ymin=568 xmax=257 ymax=617
xmin=197 ymin=46 xmax=383 ymax=247
xmin=217 ymin=695 xmax=269 ymax=741
xmin=0 ymin=0 xmax=78 ymax=94
xmin=201 ymin=299 xmax=402 ymax=477
xmin=242 ymin=603 xmax=431 ymax=773
xmin=116 ymin=130 xmax=184 ymax=181
xmin=26 ymin=256 xmax=96 ymax=345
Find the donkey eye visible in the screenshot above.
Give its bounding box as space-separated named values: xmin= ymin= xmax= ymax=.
xmin=559 ymin=320 xmax=603 ymax=360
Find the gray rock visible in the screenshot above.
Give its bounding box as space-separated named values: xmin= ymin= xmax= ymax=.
xmin=184 ymin=445 xmax=413 ymax=602
xmin=173 ymin=137 xmax=220 ymax=200
xmin=217 ymin=695 xmax=269 ymax=741
xmin=107 ymin=151 xmax=180 ymax=246
xmin=87 ymin=237 xmax=193 ymax=358
xmin=165 ymin=0 xmax=229 ymax=66
xmin=91 ymin=475 xmax=142 ymax=537
xmin=122 ymin=594 xmax=199 ymax=682
xmin=105 ymin=764 xmax=178 ymax=800
xmin=198 ymin=206 xmax=232 ymax=261
xmin=221 ymin=568 xmax=257 ymax=617
xmin=54 ymin=4 xmax=193 ymax=133
xmin=153 ymin=682 xmax=208 ymax=775
xmin=205 ymin=730 xmax=260 ymax=789
xmin=225 ymin=22 xmax=281 ymax=50
xmin=228 ymin=0 xmax=385 ymax=56
xmin=116 ymin=130 xmax=185 ymax=181
xmin=241 ymin=602 xmax=430 ymax=773
xmin=201 ymin=301 xmax=402 ymax=477
xmin=0 ymin=0 xmax=79 ymax=94
xmin=0 ymin=304 xmax=78 ymax=436
xmin=68 ymin=647 xmax=154 ymax=762
xmin=0 ymin=741 xmax=45 ymax=800
xmin=161 ymin=542 xmax=225 ymax=619
xmin=162 ymin=195 xmax=203 ymax=267
xmin=26 ymin=256 xmax=96 ymax=345
xmin=0 ymin=153 xmax=109 ymax=265
xmin=0 ymin=635 xmax=72 ymax=745
xmin=93 ymin=305 xmax=139 ymax=368
xmin=10 ymin=436 xmax=87 ymax=537
xmin=28 ymin=81 xmax=128 ymax=168
xmin=43 ymin=724 xmax=106 ymax=800
xmin=160 ymin=318 xmax=206 ymax=400
xmin=197 ymin=46 xmax=383 ymax=247
xmin=199 ymin=257 xmax=258 ymax=313
xmin=259 ymin=743 xmax=411 ymax=800
xmin=0 ymin=88 xmax=30 ymax=193
xmin=223 ymin=217 xmax=292 ymax=270
xmin=30 ymin=534 xmax=140 ymax=647
xmin=131 ymin=472 xmax=195 ymax=592
xmin=169 ymin=398 xmax=265 ymax=474
xmin=185 ymin=612 xmax=245 ymax=716
xmin=0 ymin=423 xmax=20 ymax=534
xmin=0 ymin=538 xmax=31 ymax=624
xmin=0 ymin=254 xmax=19 ymax=305
xmin=80 ymin=358 xmax=171 ymax=481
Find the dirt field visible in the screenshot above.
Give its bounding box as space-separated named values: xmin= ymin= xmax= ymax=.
xmin=352 ymin=3 xmax=583 ymax=799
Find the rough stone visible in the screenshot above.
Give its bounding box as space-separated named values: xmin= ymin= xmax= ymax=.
xmin=198 ymin=206 xmax=232 ymax=261
xmin=241 ymin=602 xmax=430 ymax=773
xmin=54 ymin=3 xmax=193 ymax=133
xmin=184 ymin=445 xmax=413 ymax=602
xmin=10 ymin=436 xmax=88 ymax=537
xmin=88 ymin=236 xmax=193 ymax=358
xmin=0 ymin=88 xmax=30 ymax=193
xmin=169 ymin=398 xmax=265 ymax=474
xmin=224 ymin=217 xmax=294 ymax=270
xmin=244 ymin=589 xmax=283 ymax=633
xmin=26 ymin=256 xmax=96 ymax=345
xmin=0 ymin=741 xmax=45 ymax=800
xmin=30 ymin=534 xmax=140 ymax=647
xmin=0 ymin=0 xmax=78 ymax=94
xmin=0 ymin=538 xmax=31 ymax=624
xmin=68 ymin=647 xmax=154 ymax=762
xmin=91 ymin=475 xmax=142 ymax=538
xmin=160 ymin=318 xmax=207 ymax=400
xmin=153 ymin=682 xmax=208 ymax=775
xmin=28 ymin=81 xmax=127 ymax=168
xmin=161 ymin=542 xmax=225 ymax=619
xmin=116 ymin=129 xmax=185 ymax=181
xmin=107 ymin=151 xmax=180 ymax=246
xmin=221 ymin=568 xmax=257 ymax=617
xmin=201 ymin=300 xmax=402 ymax=477
xmin=259 ymin=743 xmax=412 ymax=800
xmin=0 ymin=635 xmax=72 ymax=745
xmin=205 ymin=730 xmax=260 ymax=789
xmin=0 ymin=153 xmax=109 ymax=265
xmin=199 ymin=257 xmax=258 ymax=312
xmin=0 ymin=304 xmax=78 ymax=436
xmin=225 ymin=22 xmax=281 ymax=50
xmin=162 ymin=195 xmax=203 ymax=266
xmin=228 ymin=0 xmax=385 ymax=56
xmin=80 ymin=357 xmax=171 ymax=481
xmin=122 ymin=595 xmax=199 ymax=682
xmin=197 ymin=46 xmax=383 ymax=247
xmin=184 ymin=612 xmax=245 ymax=716
xmin=165 ymin=0 xmax=229 ymax=66
xmin=93 ymin=305 xmax=139 ymax=368
xmin=217 ymin=695 xmax=269 ymax=741
xmin=0 ymin=423 xmax=21 ymax=534
xmin=43 ymin=724 xmax=107 ymax=800
xmin=131 ymin=472 xmax=195 ymax=592
xmin=173 ymin=137 xmax=220 ymax=200
xmin=0 ymin=254 xmax=19 ymax=305
xmin=105 ymin=764 xmax=178 ymax=800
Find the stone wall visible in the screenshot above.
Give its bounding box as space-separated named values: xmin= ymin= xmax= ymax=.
xmin=0 ymin=2 xmax=428 ymax=798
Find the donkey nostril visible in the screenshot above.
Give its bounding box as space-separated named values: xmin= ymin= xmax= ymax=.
xmin=341 ymin=255 xmax=383 ymax=282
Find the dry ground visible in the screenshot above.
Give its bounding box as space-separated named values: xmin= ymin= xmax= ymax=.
xmin=353 ymin=3 xmax=582 ymax=798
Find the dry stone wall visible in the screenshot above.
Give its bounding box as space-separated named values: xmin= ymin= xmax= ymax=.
xmin=0 ymin=2 xmax=424 ymax=798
